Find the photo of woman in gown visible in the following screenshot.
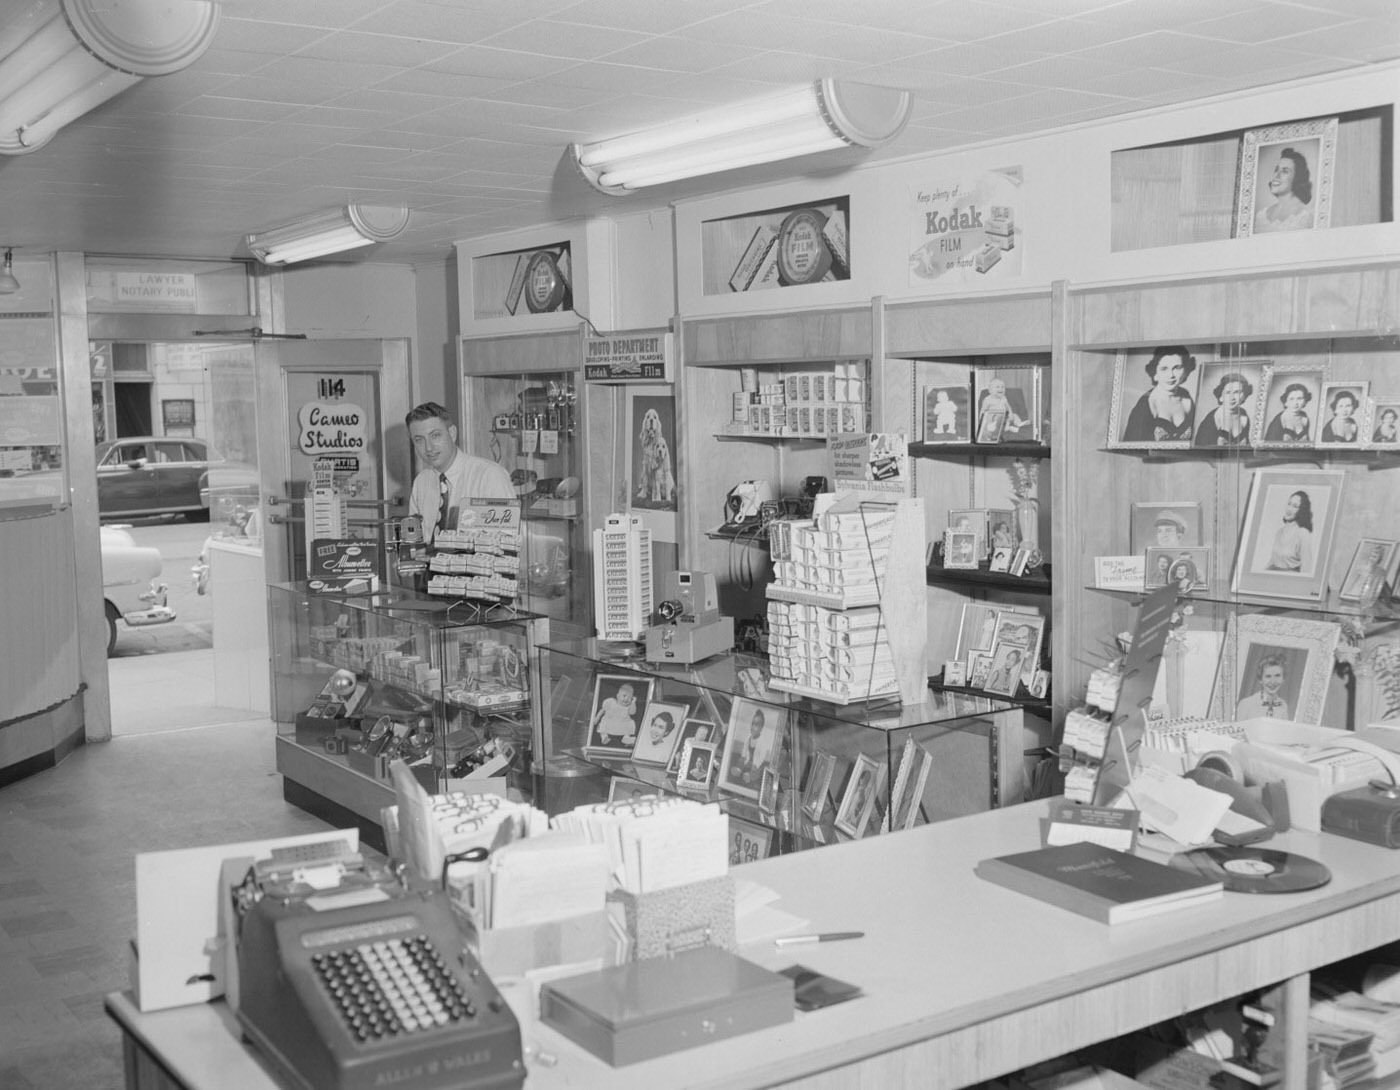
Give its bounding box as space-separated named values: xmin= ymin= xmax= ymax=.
xmin=1253 ymin=147 xmax=1315 ymax=234
xmin=1121 ymin=345 xmax=1197 ymax=443
xmin=1319 ymin=388 xmax=1360 ymax=444
xmin=1194 ymin=371 xmax=1254 ymax=448
xmin=1263 ymin=382 xmax=1313 ymax=443
xmin=1374 ymin=406 xmax=1400 ymax=445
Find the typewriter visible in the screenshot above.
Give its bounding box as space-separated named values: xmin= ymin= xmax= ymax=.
xmin=232 ymin=841 xmax=523 ymax=1090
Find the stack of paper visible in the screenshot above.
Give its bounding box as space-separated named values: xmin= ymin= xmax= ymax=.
xmin=552 ymin=797 xmax=728 ymax=895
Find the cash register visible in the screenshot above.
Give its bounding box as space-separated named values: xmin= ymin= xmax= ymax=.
xmin=232 ymin=841 xmax=524 ymax=1090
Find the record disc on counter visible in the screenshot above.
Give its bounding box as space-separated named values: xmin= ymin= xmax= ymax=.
xmin=1168 ymin=846 xmax=1332 ymax=894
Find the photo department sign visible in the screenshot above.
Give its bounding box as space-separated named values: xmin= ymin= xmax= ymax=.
xmin=584 ymin=330 xmax=673 ymax=383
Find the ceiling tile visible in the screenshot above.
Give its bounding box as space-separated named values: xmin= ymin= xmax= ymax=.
xmin=344 ymin=1 xmax=528 ymax=43
xmin=478 ymin=18 xmax=654 ymax=58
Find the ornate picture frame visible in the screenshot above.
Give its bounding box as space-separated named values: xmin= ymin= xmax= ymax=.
xmin=1234 ymin=117 xmax=1338 ymax=238
xmin=1209 ymin=613 xmax=1341 ymax=725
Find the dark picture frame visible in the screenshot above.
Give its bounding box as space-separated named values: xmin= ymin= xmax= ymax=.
xmin=923 ymin=382 xmax=973 ymax=443
xmin=585 ymin=675 xmax=654 ymax=758
xmin=716 ymin=697 xmax=788 ymax=800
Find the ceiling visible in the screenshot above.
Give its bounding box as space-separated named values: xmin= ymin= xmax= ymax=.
xmin=1 ymin=0 xmax=1396 ymax=268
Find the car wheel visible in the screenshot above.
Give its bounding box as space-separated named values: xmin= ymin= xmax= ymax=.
xmin=105 ymin=602 xmax=119 ymax=656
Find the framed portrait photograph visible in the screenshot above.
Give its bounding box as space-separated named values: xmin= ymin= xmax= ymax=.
xmin=676 ymin=739 xmax=718 ymax=790
xmin=834 ymin=753 xmax=881 ymax=838
xmin=1371 ymin=402 xmax=1400 ymax=446
xmin=1339 ymin=539 xmax=1399 ymax=602
xmin=967 ymin=652 xmax=994 ymax=689
xmin=728 ymin=816 xmax=774 ymax=866
xmin=1028 ymin=670 xmax=1051 ymax=700
xmin=974 ymin=365 xmax=1040 ymax=442
xmin=630 ymin=699 xmax=689 ymax=766
xmin=943 ymin=660 xmax=969 ymax=687
xmin=667 ymin=718 xmax=720 ymax=774
xmin=975 ymin=408 xmax=1008 ymax=444
xmin=1009 ymin=542 xmax=1036 ymax=577
xmin=987 ymin=508 xmax=1017 ymax=551
xmin=1232 ymin=468 xmax=1346 ymax=602
xmin=607 ymin=776 xmax=665 ymax=804
xmin=983 ymin=642 xmax=1028 ymax=697
xmin=943 ymin=529 xmax=980 ymax=569
xmin=1192 ymin=359 xmax=1267 ymax=449
xmin=948 ymin=508 xmax=989 ymax=558
xmin=992 ymin=612 xmax=1045 ymax=684
xmin=888 ymin=739 xmax=933 ymax=832
xmin=955 ymin=603 xmax=1002 ymax=659
xmin=716 ymin=698 xmax=789 ymax=800
xmin=1145 ymin=546 xmax=1211 ymax=594
xmin=1256 ymin=365 xmax=1326 ymax=447
xmin=1234 ymin=117 xmax=1338 ymax=238
xmin=923 ymin=382 xmax=972 ymax=443
xmin=1106 ymin=346 xmax=1205 ymax=449
xmin=1317 ymin=381 xmax=1369 ymax=447
xmin=585 ymin=675 xmax=654 ymax=757
xmin=757 ymin=766 xmax=779 ymax=814
xmin=800 ymin=750 xmax=837 ymax=821
xmin=989 ymin=546 xmax=1013 ymax=573
xmin=1209 ymin=613 xmax=1341 ymax=726
xmin=1130 ymin=501 xmax=1204 ymax=558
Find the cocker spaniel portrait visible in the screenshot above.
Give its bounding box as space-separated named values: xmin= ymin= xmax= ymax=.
xmin=636 ymin=407 xmax=677 ymax=506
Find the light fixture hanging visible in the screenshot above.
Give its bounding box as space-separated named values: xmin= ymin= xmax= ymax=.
xmin=246 ymin=205 xmax=413 ymax=266
xmin=0 ymin=249 xmax=18 ymax=294
xmin=571 ymin=79 xmax=913 ymax=195
xmin=0 ymin=0 xmax=220 ymax=155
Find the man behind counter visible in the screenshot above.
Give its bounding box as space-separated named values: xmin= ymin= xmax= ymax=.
xmin=406 ymin=402 xmax=514 ymax=545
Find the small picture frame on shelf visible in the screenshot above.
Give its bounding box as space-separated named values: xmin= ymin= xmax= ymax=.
xmin=943 ymin=660 xmax=969 ymax=686
xmin=585 ymin=675 xmax=655 ymax=758
xmin=834 ymin=754 xmax=881 ymax=839
xmin=993 ymin=612 xmax=1045 ymax=685
xmin=974 ymin=365 xmax=1039 ymax=441
xmin=948 ymin=508 xmax=988 ymax=559
xmin=1338 ymin=539 xmax=1399 ymax=602
xmin=801 ymin=751 xmax=837 ymax=821
xmin=983 ymin=642 xmax=1027 ymax=697
xmin=1316 ymin=381 xmax=1369 ymax=447
xmin=1145 ymin=546 xmax=1211 ymax=594
xmin=923 ymin=382 xmax=973 ymax=443
xmin=1209 ymin=613 xmax=1342 ymax=725
xmin=975 ymin=408 xmax=1008 ymax=444
xmin=630 ymin=699 xmax=689 ymax=766
xmin=989 ymin=546 xmax=1013 ymax=573
xmin=1009 ymin=543 xmax=1036 ymax=577
xmin=943 ymin=529 xmax=979 ymax=569
xmin=717 ymin=697 xmax=789 ymax=800
xmin=1106 ymin=346 xmax=1205 ymax=449
xmin=1234 ymin=117 xmax=1338 ymax=238
xmin=676 ymin=739 xmax=718 ymax=790
xmin=1130 ymin=501 xmax=1204 ymax=556
xmin=888 ymin=739 xmax=933 ymax=832
xmin=667 ymin=718 xmax=719 ymax=774
xmin=1256 ymin=364 xmax=1326 ymax=447
xmin=607 ymin=776 xmax=665 ymax=803
xmin=1192 ymin=360 xmax=1267 ymax=449
xmin=987 ymin=508 xmax=1017 ymax=551
xmin=967 ymin=652 xmax=994 ymax=689
xmin=757 ymin=766 xmax=779 ymax=815
xmin=955 ymin=603 xmax=1001 ymax=660
xmin=1232 ymin=467 xmax=1346 ymax=602
xmin=1371 ymin=402 xmax=1400 ymax=446
xmin=1028 ymin=670 xmax=1050 ymax=700
xmin=728 ymin=816 xmax=774 ymax=866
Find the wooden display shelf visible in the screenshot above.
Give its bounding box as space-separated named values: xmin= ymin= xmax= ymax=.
xmin=929 ymin=673 xmax=1051 ymax=717
xmin=1097 ymin=445 xmax=1400 ymax=463
xmin=910 ymin=440 xmax=1051 ymax=459
xmin=928 ymin=563 xmax=1052 ymax=595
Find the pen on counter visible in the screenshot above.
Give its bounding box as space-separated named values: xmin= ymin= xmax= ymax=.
xmin=774 ymin=931 xmax=865 ymax=947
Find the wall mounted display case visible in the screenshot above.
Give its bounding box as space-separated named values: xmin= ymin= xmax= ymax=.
xmin=536 ymin=637 xmax=1029 ymax=860
xmin=269 ymin=581 xmax=546 ymax=843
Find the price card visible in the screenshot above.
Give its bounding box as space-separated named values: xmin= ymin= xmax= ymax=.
xmin=1043 ymin=802 xmax=1138 ymax=851
xmin=539 ymin=430 xmax=559 ymax=454
xmin=519 ymin=429 xmax=539 ymax=454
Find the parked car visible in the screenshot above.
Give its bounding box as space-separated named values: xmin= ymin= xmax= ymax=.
xmin=94 ymin=437 xmax=258 ymax=522
xmin=101 ymin=525 xmax=176 ymax=654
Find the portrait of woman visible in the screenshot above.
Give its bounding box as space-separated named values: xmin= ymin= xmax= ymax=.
xmin=1234 ymin=468 xmax=1344 ymax=603
xmin=1373 ymin=405 xmax=1400 ymax=445
xmin=1120 ymin=345 xmax=1198 ymax=444
xmin=1253 ymin=146 xmax=1315 ymax=233
xmin=1194 ymin=369 xmax=1255 ymax=448
xmin=1263 ymin=382 xmax=1314 ymax=444
xmin=1318 ymin=383 xmax=1367 ymax=446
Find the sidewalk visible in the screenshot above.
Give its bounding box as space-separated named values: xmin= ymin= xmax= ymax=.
xmin=109 ymin=647 xmax=267 ymax=736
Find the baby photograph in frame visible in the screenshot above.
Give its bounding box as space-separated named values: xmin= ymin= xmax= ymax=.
xmin=974 ymin=365 xmax=1038 ymax=441
xmin=923 ymin=382 xmax=972 ymax=443
xmin=586 ymin=675 xmax=655 ymax=758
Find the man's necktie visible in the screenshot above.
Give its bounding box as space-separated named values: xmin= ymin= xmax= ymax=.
xmin=436 ymin=473 xmax=450 ymax=534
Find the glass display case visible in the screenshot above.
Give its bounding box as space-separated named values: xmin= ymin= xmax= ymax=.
xmin=269 ymin=581 xmax=546 ymax=833
xmin=537 ymin=636 xmax=1029 ymax=862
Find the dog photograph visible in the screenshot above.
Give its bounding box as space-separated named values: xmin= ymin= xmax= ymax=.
xmin=631 ymin=394 xmax=679 ymax=512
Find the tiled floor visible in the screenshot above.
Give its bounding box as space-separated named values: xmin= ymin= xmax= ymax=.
xmin=0 ymin=717 xmax=333 ymax=1089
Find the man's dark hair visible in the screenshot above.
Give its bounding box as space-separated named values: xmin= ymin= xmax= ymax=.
xmin=405 ymin=401 xmax=452 ymax=428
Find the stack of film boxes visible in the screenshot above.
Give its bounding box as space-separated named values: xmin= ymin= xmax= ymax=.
xmin=728 ymin=363 xmax=865 ymax=439
xmin=765 ymin=506 xmax=900 ymax=702
xmin=593 ymin=513 xmax=653 ymax=641
xmin=427 ymin=524 xmax=520 ymax=601
xmin=307 ymin=459 xmax=346 ymax=540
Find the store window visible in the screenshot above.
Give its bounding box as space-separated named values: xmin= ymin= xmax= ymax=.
xmin=0 ymin=258 xmax=63 ymax=513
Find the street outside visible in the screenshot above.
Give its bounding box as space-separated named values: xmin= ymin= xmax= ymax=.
xmin=105 ymin=516 xmax=213 ymax=656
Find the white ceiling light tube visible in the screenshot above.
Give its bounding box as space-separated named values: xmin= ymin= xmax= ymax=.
xmin=572 ymin=78 xmax=913 ymax=194
xmin=246 ymin=206 xmax=412 ymax=266
xmin=0 ymin=0 xmax=220 ymax=155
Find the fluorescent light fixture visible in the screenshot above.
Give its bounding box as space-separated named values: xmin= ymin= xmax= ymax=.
xmin=246 ymin=205 xmax=413 ymax=266
xmin=0 ymin=0 xmax=219 ymax=155
xmin=572 ymin=79 xmax=913 ymax=194
xmin=0 ymin=249 xmax=18 ymax=294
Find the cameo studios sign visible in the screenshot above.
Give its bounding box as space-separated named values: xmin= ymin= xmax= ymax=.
xmin=297 ymin=401 xmax=367 ymax=454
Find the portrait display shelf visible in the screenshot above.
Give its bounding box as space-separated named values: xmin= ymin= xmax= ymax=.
xmin=1058 ymin=261 xmax=1400 ymax=734
xmin=908 ymin=440 xmax=1051 ymax=460
xmin=537 ymin=637 xmax=1028 ymax=856
xmin=267 ymin=581 xmax=547 ymax=830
